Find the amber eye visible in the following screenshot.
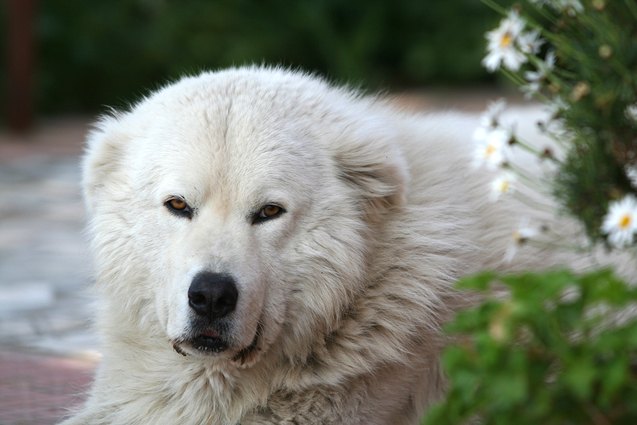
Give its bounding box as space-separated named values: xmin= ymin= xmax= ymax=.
xmin=165 ymin=197 xmax=193 ymax=219
xmin=261 ymin=205 xmax=281 ymax=218
xmin=252 ymin=204 xmax=285 ymax=224
xmin=168 ymin=198 xmax=186 ymax=210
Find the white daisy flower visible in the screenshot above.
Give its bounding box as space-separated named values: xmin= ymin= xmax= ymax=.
xmin=479 ymin=99 xmax=507 ymax=128
xmin=473 ymin=100 xmax=513 ymax=169
xmin=547 ymin=96 xmax=568 ymax=117
xmin=490 ymin=171 xmax=517 ymax=201
xmin=518 ymin=30 xmax=543 ymax=55
xmin=482 ymin=10 xmax=528 ymax=72
xmin=625 ymin=103 xmax=637 ymax=124
xmin=601 ymin=195 xmax=637 ymax=248
xmin=522 ymin=50 xmax=555 ymax=98
xmin=473 ymin=126 xmax=511 ymax=170
xmin=505 ymin=220 xmax=539 ymax=262
xmin=536 ymin=96 xmax=566 ymax=134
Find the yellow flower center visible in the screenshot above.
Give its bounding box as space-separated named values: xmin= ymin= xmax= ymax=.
xmin=485 ymin=143 xmax=497 ymax=157
xmin=500 ymin=32 xmax=513 ymax=48
xmin=512 ymin=230 xmax=527 ymax=245
xmin=619 ymin=214 xmax=632 ymax=230
xmin=499 ymin=180 xmax=510 ymax=193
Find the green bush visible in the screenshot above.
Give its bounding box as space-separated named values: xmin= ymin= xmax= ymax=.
xmin=424 ymin=269 xmax=637 ymax=425
xmin=26 ymin=0 xmax=514 ymax=114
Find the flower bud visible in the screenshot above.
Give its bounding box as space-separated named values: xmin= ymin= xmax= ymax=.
xmin=599 ymin=44 xmax=613 ymax=59
xmin=571 ymin=82 xmax=590 ymax=102
xmin=592 ymin=0 xmax=606 ymax=11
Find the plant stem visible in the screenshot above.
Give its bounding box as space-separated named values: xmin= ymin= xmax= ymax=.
xmin=481 ymin=0 xmax=508 ymax=16
xmin=624 ymin=0 xmax=637 ymax=21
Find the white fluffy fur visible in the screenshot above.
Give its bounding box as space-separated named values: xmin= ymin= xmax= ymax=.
xmin=61 ymin=67 xmax=627 ymax=425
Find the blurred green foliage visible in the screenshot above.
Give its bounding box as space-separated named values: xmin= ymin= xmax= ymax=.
xmin=423 ymin=269 xmax=637 ymax=425
xmin=6 ymin=0 xmax=512 ymax=115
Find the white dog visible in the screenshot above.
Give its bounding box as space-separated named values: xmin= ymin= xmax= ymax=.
xmin=62 ymin=67 xmax=598 ymax=424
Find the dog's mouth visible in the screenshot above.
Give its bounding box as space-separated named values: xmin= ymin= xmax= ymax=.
xmin=191 ymin=329 xmax=228 ymax=353
xmin=171 ymin=327 xmax=228 ymax=357
xmin=172 ymin=322 xmax=262 ymax=366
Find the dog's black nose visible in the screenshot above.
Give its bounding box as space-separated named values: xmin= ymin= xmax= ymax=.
xmin=188 ymin=272 xmax=238 ymax=319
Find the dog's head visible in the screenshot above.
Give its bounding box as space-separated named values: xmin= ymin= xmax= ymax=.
xmin=83 ymin=67 xmax=408 ymax=367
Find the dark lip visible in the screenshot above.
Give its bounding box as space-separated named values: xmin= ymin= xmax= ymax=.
xmin=171 ymin=326 xmax=229 ymax=356
xmin=187 ymin=323 xmax=229 ymax=354
xmin=191 ymin=334 xmax=228 ymax=353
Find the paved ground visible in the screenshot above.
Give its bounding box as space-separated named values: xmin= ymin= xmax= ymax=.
xmin=0 ymin=350 xmax=95 ymax=425
xmin=0 ymin=90 xmax=518 ymax=424
xmin=0 ymin=118 xmax=99 ymax=425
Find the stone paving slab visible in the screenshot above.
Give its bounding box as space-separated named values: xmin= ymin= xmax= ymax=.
xmin=0 ymin=350 xmax=97 ymax=425
xmin=0 ymin=153 xmax=98 ymax=356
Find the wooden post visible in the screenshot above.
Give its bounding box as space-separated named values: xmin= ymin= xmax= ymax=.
xmin=7 ymin=0 xmax=36 ymax=133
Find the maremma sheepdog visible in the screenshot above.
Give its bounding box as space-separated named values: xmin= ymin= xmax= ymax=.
xmin=61 ymin=66 xmax=618 ymax=425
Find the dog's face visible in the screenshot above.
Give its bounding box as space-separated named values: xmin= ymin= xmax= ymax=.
xmin=83 ymin=68 xmax=408 ymax=367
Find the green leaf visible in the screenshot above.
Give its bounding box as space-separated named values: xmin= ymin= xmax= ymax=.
xmin=457 ymin=271 xmax=499 ymax=291
xmin=564 ymin=355 xmax=598 ymax=400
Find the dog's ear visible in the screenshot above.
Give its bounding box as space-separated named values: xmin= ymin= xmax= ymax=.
xmin=82 ymin=115 xmax=130 ymax=215
xmin=332 ymin=121 xmax=409 ymax=219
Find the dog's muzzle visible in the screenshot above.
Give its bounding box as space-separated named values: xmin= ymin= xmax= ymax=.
xmin=171 ymin=271 xmax=262 ymax=365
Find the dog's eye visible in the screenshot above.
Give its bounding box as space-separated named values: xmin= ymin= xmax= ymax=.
xmin=252 ymin=204 xmax=285 ymax=224
xmin=165 ymin=197 xmax=193 ymax=219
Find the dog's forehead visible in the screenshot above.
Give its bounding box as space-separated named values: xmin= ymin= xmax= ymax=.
xmin=128 ymin=78 xmax=329 ymax=201
xmin=150 ymin=72 xmax=314 ymax=123
xmin=151 ymin=74 xmax=333 ymax=149
xmin=140 ymin=77 xmax=308 ymax=150
xmin=142 ymin=102 xmax=313 ymax=173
